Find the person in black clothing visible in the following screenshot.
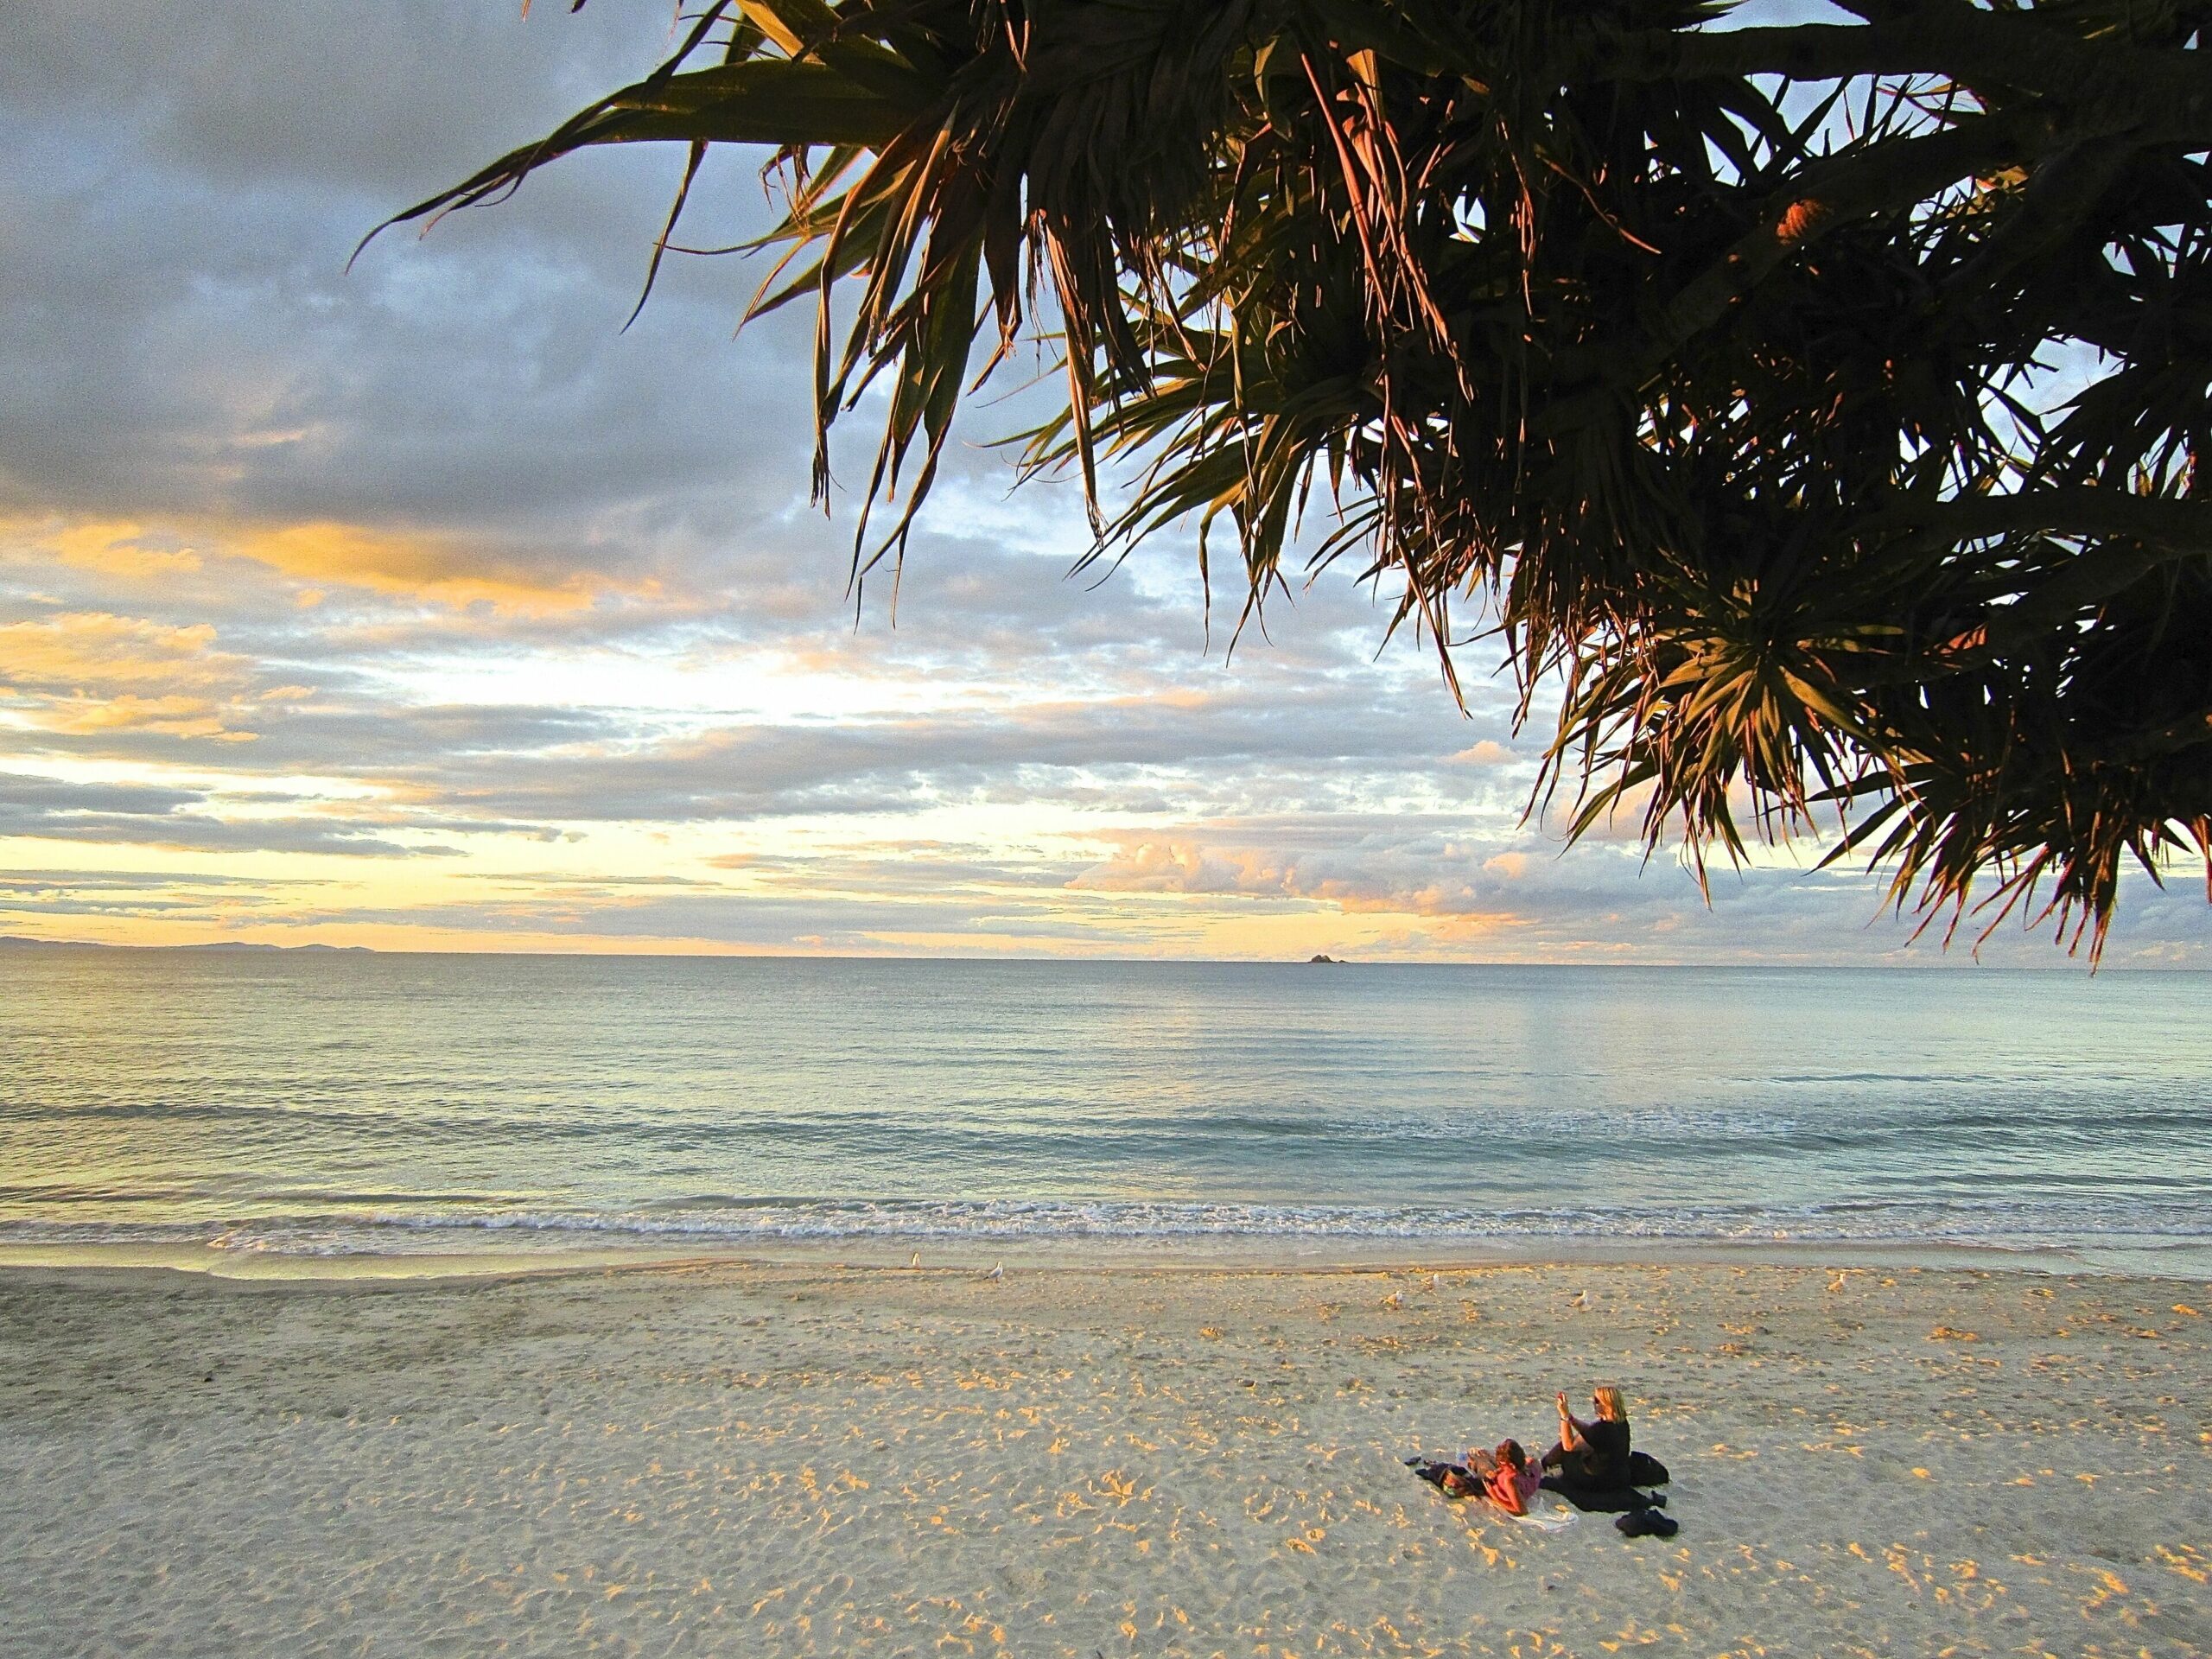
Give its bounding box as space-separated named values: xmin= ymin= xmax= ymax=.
xmin=1412 ymin=1385 xmax=1675 ymax=1535
xmin=1545 ymin=1384 xmax=1632 ymax=1489
xmin=1541 ymin=1384 xmax=1673 ymax=1520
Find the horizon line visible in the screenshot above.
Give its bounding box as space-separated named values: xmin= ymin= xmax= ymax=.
xmin=0 ymin=934 xmax=2190 ymax=971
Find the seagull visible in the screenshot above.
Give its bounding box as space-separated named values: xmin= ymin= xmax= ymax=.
xmin=985 ymin=1262 xmax=1005 ymax=1281
xmin=1380 ymin=1289 xmax=1405 ymax=1310
xmin=1570 ymin=1289 xmax=1590 ymax=1309
xmin=909 ymin=1251 xmax=921 ymax=1269
xmin=1422 ymin=1273 xmax=1440 ymax=1294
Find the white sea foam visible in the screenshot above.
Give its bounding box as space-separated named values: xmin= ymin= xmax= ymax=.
xmin=5 ymin=1192 xmax=2208 ymax=1269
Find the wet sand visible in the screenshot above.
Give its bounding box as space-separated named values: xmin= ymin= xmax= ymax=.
xmin=2 ymin=1256 xmax=2208 ymax=1656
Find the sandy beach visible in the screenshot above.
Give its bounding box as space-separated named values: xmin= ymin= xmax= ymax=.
xmin=2 ymin=1255 xmax=2207 ymax=1657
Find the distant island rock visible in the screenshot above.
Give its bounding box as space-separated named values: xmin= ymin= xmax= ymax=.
xmin=1306 ymin=953 xmax=1346 ymax=964
xmin=178 ymin=941 xmax=371 ymax=952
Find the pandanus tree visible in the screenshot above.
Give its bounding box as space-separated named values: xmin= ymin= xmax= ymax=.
xmin=378 ymin=0 xmax=2212 ymax=958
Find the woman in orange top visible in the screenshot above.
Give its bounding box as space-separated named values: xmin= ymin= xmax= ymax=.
xmin=1453 ymin=1439 xmax=1541 ymax=1515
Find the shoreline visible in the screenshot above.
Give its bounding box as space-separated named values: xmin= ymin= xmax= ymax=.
xmin=4 ymin=1230 xmax=2207 ymax=1284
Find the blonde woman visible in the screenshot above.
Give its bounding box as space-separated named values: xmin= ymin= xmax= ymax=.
xmin=1544 ymin=1384 xmax=1631 ymax=1491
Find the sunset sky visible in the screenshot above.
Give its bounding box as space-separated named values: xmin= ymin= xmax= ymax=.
xmin=3 ymin=0 xmax=2206 ymax=964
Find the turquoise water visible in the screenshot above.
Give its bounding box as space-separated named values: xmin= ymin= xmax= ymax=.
xmin=2 ymin=950 xmax=2208 ymax=1268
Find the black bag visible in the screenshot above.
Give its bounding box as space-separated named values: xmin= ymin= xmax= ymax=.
xmin=1405 ymin=1457 xmax=1475 ymax=1497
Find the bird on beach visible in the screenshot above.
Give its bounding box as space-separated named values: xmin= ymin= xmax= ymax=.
xmin=1422 ymin=1274 xmax=1440 ymax=1294
xmin=1570 ymin=1289 xmax=1590 ymax=1309
xmin=1380 ymin=1288 xmax=1404 ymax=1310
xmin=909 ymin=1251 xmax=921 ymax=1269
xmin=985 ymin=1262 xmax=1004 ymax=1281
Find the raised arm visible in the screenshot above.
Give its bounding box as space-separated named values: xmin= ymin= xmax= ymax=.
xmin=1556 ymin=1391 xmax=1592 ymax=1450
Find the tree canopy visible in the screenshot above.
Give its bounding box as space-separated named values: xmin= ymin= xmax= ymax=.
xmin=381 ymin=0 xmax=2212 ymax=958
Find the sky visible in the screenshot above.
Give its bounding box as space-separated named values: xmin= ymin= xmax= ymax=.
xmin=1 ymin=0 xmax=2205 ymax=965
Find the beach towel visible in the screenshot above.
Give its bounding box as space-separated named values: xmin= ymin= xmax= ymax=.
xmin=1509 ymin=1500 xmax=1577 ymax=1532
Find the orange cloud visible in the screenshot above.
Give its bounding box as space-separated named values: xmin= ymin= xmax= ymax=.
xmin=0 ymin=612 xmax=262 ymax=739
xmin=3 ymin=513 xmax=626 ymax=613
xmin=1416 ymin=912 xmax=1529 ymax=942
xmin=0 ymin=612 xmax=241 ymax=689
xmin=38 ymin=520 xmax=206 ymax=580
xmin=228 ymin=520 xmax=615 ymax=613
xmin=1071 ymin=838 xmax=1295 ymax=897
xmin=1071 ymin=832 xmax=1534 ymax=931
xmin=38 ymin=693 xmax=254 ymax=741
xmin=1447 ymin=739 xmax=1517 ymax=766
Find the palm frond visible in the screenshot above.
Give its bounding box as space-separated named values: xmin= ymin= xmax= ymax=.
xmin=387 ymin=0 xmax=2212 ymax=957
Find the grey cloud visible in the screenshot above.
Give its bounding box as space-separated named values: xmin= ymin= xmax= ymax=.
xmin=282 ymin=889 xmax=1047 ymax=949
xmin=2 ymin=2 xmax=665 ymax=195
xmin=0 ymin=1 xmax=824 ymax=548
xmin=387 ymin=690 xmax=1483 ymax=824
xmin=716 ymin=846 xmax=1087 ymax=893
xmin=0 ymin=771 xmax=442 ymax=858
xmin=11 ymin=702 xmax=624 ymax=772
xmin=0 ymin=774 xmax=201 ymax=818
xmin=0 ymin=867 xmax=309 ymax=921
xmin=0 ymin=894 xmax=249 ymax=919
xmin=0 ymin=0 xmax=1448 ymax=668
xmin=0 ymin=0 xmax=1491 ymax=732
xmin=6 ymin=641 xmax=1510 ymax=830
xmin=0 ymin=814 xmax=435 ymax=860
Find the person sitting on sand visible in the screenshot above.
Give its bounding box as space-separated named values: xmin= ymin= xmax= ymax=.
xmin=1454 ymin=1439 xmax=1541 ymax=1516
xmin=1544 ymin=1385 xmax=1632 ymax=1491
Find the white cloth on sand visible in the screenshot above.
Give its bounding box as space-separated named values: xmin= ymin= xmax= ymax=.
xmin=1507 ymin=1499 xmax=1577 ymax=1531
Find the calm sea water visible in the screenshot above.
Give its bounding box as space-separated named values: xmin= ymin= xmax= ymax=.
xmin=3 ymin=950 xmax=2208 ymax=1270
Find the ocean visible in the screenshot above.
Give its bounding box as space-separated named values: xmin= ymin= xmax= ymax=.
xmin=3 ymin=949 xmax=2208 ymax=1272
